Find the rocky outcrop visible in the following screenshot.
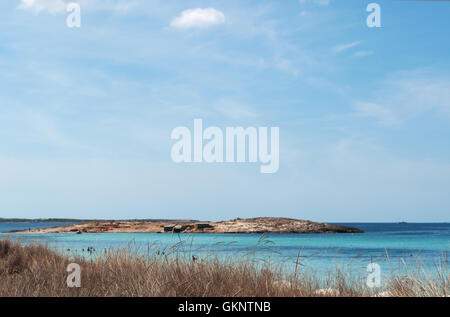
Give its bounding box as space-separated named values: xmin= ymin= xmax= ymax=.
xmin=208 ymin=217 xmax=363 ymax=234
xmin=16 ymin=217 xmax=363 ymax=234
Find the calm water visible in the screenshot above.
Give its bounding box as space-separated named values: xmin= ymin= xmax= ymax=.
xmin=1 ymin=222 xmax=448 ymax=276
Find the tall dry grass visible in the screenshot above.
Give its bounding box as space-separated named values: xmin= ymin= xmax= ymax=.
xmin=0 ymin=239 xmax=447 ymax=297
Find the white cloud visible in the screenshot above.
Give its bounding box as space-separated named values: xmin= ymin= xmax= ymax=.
xmin=332 ymin=41 xmax=361 ymax=53
xmin=170 ymin=8 xmax=225 ymax=30
xmin=17 ymin=0 xmax=140 ymax=15
xmin=353 ymin=50 xmax=374 ymax=58
xmin=314 ymin=0 xmax=330 ymax=5
xmin=275 ymin=57 xmax=300 ymax=76
xmin=353 ymin=102 xmax=399 ymax=126
xmin=214 ymin=99 xmax=258 ymax=121
xmin=299 ymin=0 xmax=331 ymax=6
xmin=81 ymin=0 xmax=141 ymax=14
xmin=17 ymin=0 xmax=68 ymax=15
xmin=388 ymin=71 xmax=450 ymax=118
xmin=351 ymin=69 xmax=450 ymax=125
xmin=111 ymin=0 xmax=138 ymax=13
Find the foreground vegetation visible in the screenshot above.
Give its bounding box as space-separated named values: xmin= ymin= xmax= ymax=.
xmin=0 ymin=239 xmax=447 ymax=297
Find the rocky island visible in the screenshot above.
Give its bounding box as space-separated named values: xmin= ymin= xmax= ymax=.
xmin=15 ymin=217 xmax=363 ymax=234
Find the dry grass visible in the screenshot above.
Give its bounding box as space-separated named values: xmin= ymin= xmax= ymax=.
xmin=0 ymin=239 xmax=447 ymax=297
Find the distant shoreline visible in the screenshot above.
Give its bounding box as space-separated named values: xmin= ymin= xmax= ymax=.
xmin=0 ymin=218 xmax=199 ymax=223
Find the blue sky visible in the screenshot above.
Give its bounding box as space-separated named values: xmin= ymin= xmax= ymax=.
xmin=0 ymin=0 xmax=449 ymax=222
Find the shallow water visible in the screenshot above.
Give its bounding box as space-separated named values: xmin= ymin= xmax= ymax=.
xmin=1 ymin=222 xmax=448 ymax=277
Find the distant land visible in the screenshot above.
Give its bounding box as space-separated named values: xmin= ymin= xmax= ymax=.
xmin=12 ymin=217 xmax=364 ymax=234
xmin=0 ymin=218 xmax=81 ymax=223
xmin=0 ymin=218 xmax=199 ymax=223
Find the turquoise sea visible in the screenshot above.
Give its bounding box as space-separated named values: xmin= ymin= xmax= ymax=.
xmin=1 ymin=222 xmax=448 ymax=278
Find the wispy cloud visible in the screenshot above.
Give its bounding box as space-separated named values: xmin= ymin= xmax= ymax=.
xmin=389 ymin=70 xmax=450 ymax=118
xmin=299 ymin=0 xmax=331 ymax=6
xmin=17 ymin=0 xmax=68 ymax=14
xmin=170 ymin=8 xmax=226 ymax=30
xmin=332 ymin=41 xmax=362 ymax=53
xmin=17 ymin=0 xmax=141 ymax=15
xmin=213 ymin=99 xmax=258 ymax=121
xmin=350 ymin=69 xmax=450 ymax=125
xmin=26 ymin=110 xmax=77 ymax=149
xmin=353 ymin=102 xmax=399 ymax=126
xmin=353 ymin=50 xmax=374 ymax=58
xmin=275 ymin=57 xmax=300 ymax=76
